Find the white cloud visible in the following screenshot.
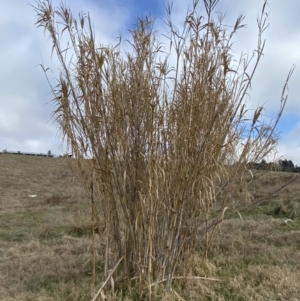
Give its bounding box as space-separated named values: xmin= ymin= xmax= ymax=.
xmin=0 ymin=0 xmax=130 ymax=155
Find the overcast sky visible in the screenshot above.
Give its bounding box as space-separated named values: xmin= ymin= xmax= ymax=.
xmin=1 ymin=0 xmax=299 ymax=162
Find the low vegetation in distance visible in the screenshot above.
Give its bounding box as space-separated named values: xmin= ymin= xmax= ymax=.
xmin=249 ymin=159 xmax=300 ymax=173
xmin=2 ymin=148 xmax=300 ymax=172
xmin=1 ymin=149 xmax=73 ymax=158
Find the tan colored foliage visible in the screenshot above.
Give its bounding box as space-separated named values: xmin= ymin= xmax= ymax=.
xmin=33 ymin=0 xmax=294 ymax=298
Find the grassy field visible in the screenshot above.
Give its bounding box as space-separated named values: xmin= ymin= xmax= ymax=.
xmin=0 ymin=154 xmax=300 ymax=300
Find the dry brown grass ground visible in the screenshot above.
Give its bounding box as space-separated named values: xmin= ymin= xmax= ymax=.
xmin=0 ymin=154 xmax=300 ymax=300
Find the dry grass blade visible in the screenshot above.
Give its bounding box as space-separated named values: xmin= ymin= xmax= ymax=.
xmin=91 ymin=256 xmax=123 ymax=301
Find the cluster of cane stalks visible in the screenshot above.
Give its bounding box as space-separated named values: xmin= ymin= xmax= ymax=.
xmin=34 ymin=0 xmax=293 ymax=298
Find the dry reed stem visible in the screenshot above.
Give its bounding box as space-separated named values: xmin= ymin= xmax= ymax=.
xmin=91 ymin=256 xmax=123 ymax=301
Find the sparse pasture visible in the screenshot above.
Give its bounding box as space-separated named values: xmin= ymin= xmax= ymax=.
xmin=0 ymin=154 xmax=300 ymax=300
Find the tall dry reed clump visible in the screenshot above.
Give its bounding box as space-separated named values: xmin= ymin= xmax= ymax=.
xmin=34 ymin=0 xmax=294 ymax=298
